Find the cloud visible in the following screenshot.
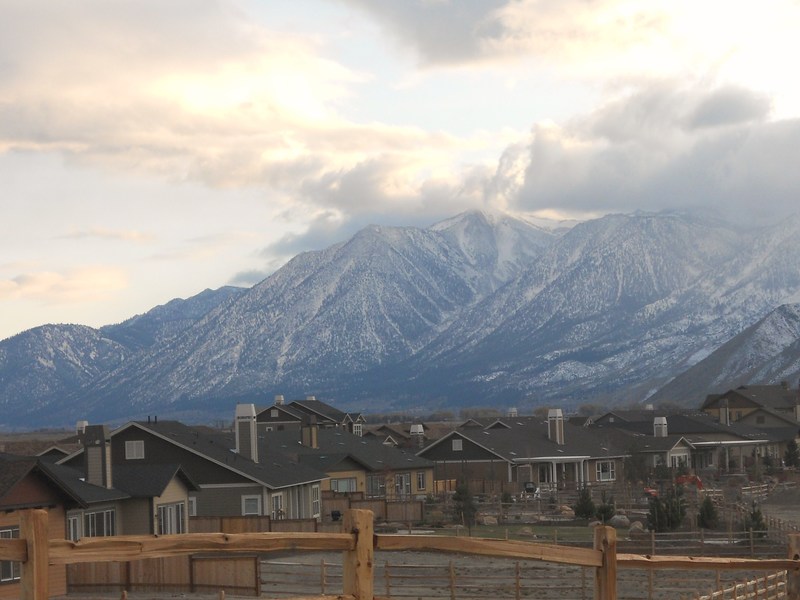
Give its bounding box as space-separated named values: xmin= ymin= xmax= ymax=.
xmin=492 ymin=82 xmax=800 ymax=223
xmin=0 ymin=267 xmax=128 ymax=304
xmin=58 ymin=228 xmax=156 ymax=243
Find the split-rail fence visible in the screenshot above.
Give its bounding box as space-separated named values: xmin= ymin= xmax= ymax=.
xmin=1 ymin=508 xmax=799 ymax=600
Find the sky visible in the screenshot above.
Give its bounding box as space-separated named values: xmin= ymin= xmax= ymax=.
xmin=2 ymin=0 xmax=800 ymax=341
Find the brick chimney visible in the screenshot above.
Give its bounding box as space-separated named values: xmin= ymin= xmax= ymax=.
xmin=235 ymin=403 xmax=258 ymax=463
xmin=82 ymin=425 xmax=113 ymax=489
xmin=547 ymin=409 xmax=565 ymax=445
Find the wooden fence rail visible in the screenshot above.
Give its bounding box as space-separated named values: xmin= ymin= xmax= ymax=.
xmin=2 ymin=508 xmax=800 ymax=600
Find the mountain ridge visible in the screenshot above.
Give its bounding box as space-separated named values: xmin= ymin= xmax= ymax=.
xmin=3 ymin=209 xmax=800 ymax=428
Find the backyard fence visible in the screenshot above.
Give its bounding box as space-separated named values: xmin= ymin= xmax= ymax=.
xmin=2 ymin=508 xmax=799 ymax=600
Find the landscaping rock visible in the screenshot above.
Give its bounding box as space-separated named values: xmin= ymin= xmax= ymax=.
xmin=609 ymin=514 xmax=630 ymax=528
xmin=483 ymin=515 xmax=498 ymax=525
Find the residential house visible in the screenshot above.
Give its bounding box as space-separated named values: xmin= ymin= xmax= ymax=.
xmin=417 ymin=409 xmax=627 ymax=495
xmin=591 ymin=411 xmax=779 ymax=474
xmin=702 ymin=383 xmax=800 ymax=424
xmin=62 ymin=417 xmax=328 ymax=520
xmin=257 ymin=417 xmax=434 ymax=501
xmin=255 ymin=395 xmax=367 ymax=436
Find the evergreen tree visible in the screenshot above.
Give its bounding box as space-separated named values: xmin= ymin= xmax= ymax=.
xmin=697 ymin=495 xmax=719 ymax=530
xmin=595 ymin=491 xmax=616 ymax=523
xmin=647 ymin=486 xmax=686 ymax=532
xmin=452 ymin=484 xmax=477 ymax=529
xmin=742 ymin=501 xmax=767 ymax=537
xmin=573 ymin=485 xmax=596 ymax=519
xmin=785 ymin=439 xmax=800 ymax=467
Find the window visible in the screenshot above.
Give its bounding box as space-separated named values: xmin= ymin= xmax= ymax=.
xmin=311 ymin=485 xmax=320 ymax=518
xmin=270 ymin=409 xmax=279 ymax=418
xmin=242 ymin=495 xmax=262 ymax=516
xmin=125 ymin=440 xmax=145 ymax=460
xmin=187 ymin=496 xmax=197 ymax=517
xmin=330 ymin=478 xmax=357 ymax=493
xmin=67 ymin=515 xmax=82 ymax=541
xmin=395 ymin=473 xmax=411 ymax=498
xmin=452 ymin=439 xmax=463 ymax=451
xmin=271 ymin=493 xmax=284 ymax=519
xmin=366 ymin=474 xmax=385 ymax=497
xmin=0 ymin=528 xmax=20 ymax=583
xmin=353 ymin=423 xmax=363 ymax=437
xmin=416 ymin=471 xmax=427 ymax=491
xmin=670 ymin=454 xmax=688 ymax=468
xmin=157 ymin=502 xmax=186 ymax=534
xmin=84 ymin=509 xmax=115 ymax=537
xmin=595 ymin=460 xmax=616 ymax=482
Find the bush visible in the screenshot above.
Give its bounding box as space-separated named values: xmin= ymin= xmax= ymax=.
xmin=697 ymin=495 xmax=718 ymax=529
xmin=647 ymin=486 xmax=686 ymax=532
xmin=573 ymin=485 xmax=595 ymax=519
xmin=595 ymin=491 xmax=615 ymax=523
xmin=742 ymin=501 xmax=767 ymax=537
xmin=452 ymin=484 xmax=477 ymax=526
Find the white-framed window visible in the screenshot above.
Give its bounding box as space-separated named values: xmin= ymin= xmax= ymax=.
xmin=670 ymin=454 xmax=689 ymax=468
xmin=330 ymin=477 xmax=357 ymax=493
xmin=595 ymin=460 xmax=616 ymax=482
xmin=187 ymin=496 xmax=197 ymax=517
xmin=125 ymin=440 xmax=145 ymax=460
xmin=84 ymin=509 xmax=115 ymax=537
xmin=271 ymin=493 xmax=284 ymax=519
xmin=67 ymin=515 xmax=82 ymax=541
xmin=353 ymin=423 xmax=363 ymax=437
xmin=416 ymin=471 xmax=427 ymax=491
xmin=395 ymin=473 xmax=411 ymax=497
xmin=452 ymin=439 xmax=463 ymax=451
xmin=311 ymin=485 xmax=320 ymax=518
xmin=0 ymin=527 xmax=21 ymax=583
xmin=241 ymin=495 xmax=262 ymax=516
xmin=157 ymin=502 xmax=186 ymax=534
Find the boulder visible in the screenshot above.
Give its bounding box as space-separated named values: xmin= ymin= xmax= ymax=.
xmin=609 ymin=514 xmax=630 ymax=528
xmin=560 ymin=506 xmax=575 ymax=517
xmin=482 ymin=515 xmax=498 ymax=525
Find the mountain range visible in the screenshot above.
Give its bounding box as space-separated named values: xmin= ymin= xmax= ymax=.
xmin=3 ymin=210 xmax=800 ymax=428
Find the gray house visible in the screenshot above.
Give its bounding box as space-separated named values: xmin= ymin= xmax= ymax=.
xmin=61 ymin=419 xmax=327 ymax=521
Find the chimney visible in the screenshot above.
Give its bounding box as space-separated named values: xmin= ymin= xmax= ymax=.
xmin=410 ymin=423 xmax=425 ymax=448
xmin=301 ymin=415 xmax=319 ymax=449
xmin=235 ymin=404 xmax=258 ymax=463
xmin=721 ymin=398 xmax=731 ymax=426
xmin=781 ymin=380 xmax=789 ymax=390
xmin=654 ymin=416 xmax=668 ymax=437
xmin=507 ymin=407 xmax=518 ymax=418
xmin=547 ymin=408 xmax=565 ymax=445
xmin=274 ymin=394 xmax=284 ymax=406
xmin=306 ymin=395 xmax=316 ymax=401
xmin=82 ymin=425 xmax=113 ymax=489
xmin=76 ymin=420 xmax=88 ymax=435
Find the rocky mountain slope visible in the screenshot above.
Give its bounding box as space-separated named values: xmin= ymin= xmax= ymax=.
xmin=3 ymin=209 xmax=800 ymax=427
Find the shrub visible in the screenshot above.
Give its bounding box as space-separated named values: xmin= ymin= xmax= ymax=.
xmin=573 ymin=485 xmax=595 ymax=519
xmin=697 ymin=495 xmax=718 ymax=529
xmin=595 ymin=491 xmax=615 ymax=523
xmin=647 ymin=486 xmax=686 ymax=532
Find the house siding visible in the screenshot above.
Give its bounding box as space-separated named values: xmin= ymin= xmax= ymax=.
xmin=193 ymin=484 xmax=265 ymax=517
xmin=119 ymin=498 xmax=151 ymax=535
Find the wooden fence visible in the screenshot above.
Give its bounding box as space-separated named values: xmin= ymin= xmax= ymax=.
xmin=2 ymin=508 xmax=800 ymax=600
xmin=696 ymin=571 xmax=788 ymax=600
xmin=188 ymin=515 xmax=319 ymax=533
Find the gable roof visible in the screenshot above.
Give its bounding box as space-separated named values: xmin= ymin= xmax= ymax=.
xmin=260 ymin=429 xmax=433 ymax=473
xmin=704 ymin=385 xmax=800 ymax=410
xmin=112 ymin=463 xmax=199 ymax=498
xmin=127 ymin=420 xmax=328 ymax=490
xmin=420 ymin=419 xmax=627 ymax=463
xmin=0 ymin=453 xmax=128 ymax=509
xmin=289 ymin=399 xmax=349 ymax=424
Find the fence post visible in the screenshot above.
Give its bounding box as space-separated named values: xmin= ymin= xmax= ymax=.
xmin=787 ymin=533 xmax=800 ymax=600
xmin=343 ymin=509 xmax=374 ymax=600
xmin=594 ymin=525 xmax=617 ymax=600
xmin=19 ymin=509 xmax=49 ymax=600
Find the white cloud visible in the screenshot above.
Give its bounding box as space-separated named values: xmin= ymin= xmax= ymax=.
xmin=0 ymin=267 xmax=128 ymax=304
